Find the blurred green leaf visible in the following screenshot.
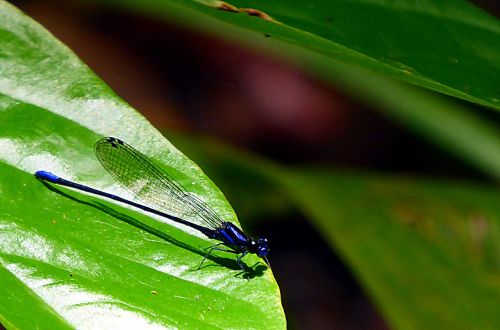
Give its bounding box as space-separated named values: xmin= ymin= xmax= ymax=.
xmin=251 ymin=0 xmax=500 ymax=109
xmin=172 ymin=133 xmax=500 ymax=329
xmin=98 ymin=0 xmax=500 ymax=109
xmin=95 ymin=0 xmax=500 ymax=181
xmin=0 ymin=2 xmax=285 ymax=329
xmin=279 ymin=170 xmax=500 ymax=329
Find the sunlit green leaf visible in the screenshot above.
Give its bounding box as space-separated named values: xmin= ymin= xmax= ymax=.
xmin=0 ymin=2 xmax=285 ymax=329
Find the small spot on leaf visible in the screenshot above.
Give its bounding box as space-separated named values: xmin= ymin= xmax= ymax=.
xmin=240 ymin=8 xmax=274 ymax=22
xmin=212 ymin=1 xmax=277 ymax=23
xmin=469 ymin=215 xmax=488 ymax=243
xmin=216 ymin=1 xmax=239 ymax=13
xmin=392 ymin=205 xmax=421 ymax=226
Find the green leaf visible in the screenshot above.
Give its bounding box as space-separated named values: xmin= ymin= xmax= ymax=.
xmin=0 ymin=2 xmax=285 ymax=329
xmin=96 ymin=0 xmax=500 ymax=110
xmin=171 ymin=133 xmax=500 ymax=329
xmin=278 ymin=170 xmax=500 ymax=329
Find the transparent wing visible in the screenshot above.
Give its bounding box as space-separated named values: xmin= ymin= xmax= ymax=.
xmin=94 ymin=137 xmax=224 ymax=230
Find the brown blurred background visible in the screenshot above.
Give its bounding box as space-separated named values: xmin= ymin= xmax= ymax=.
xmin=8 ymin=1 xmax=500 ymax=328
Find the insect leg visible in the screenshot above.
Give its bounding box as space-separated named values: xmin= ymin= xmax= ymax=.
xmin=198 ymin=243 xmax=238 ymax=269
xmin=235 ymin=251 xmax=248 ymax=273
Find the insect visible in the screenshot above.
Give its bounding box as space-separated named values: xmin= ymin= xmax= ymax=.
xmin=35 ymin=137 xmax=270 ymax=273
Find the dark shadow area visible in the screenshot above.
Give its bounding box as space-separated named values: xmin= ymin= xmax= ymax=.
xmin=37 ymin=179 xmax=265 ymax=278
xmin=253 ymin=214 xmax=389 ymax=330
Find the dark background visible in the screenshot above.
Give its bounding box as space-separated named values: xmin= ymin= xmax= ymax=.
xmin=7 ymin=1 xmax=500 ymax=328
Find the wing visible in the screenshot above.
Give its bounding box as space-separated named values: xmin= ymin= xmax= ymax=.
xmin=94 ymin=137 xmax=223 ymax=230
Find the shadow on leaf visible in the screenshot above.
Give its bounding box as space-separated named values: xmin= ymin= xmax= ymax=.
xmin=38 ymin=180 xmax=265 ymax=278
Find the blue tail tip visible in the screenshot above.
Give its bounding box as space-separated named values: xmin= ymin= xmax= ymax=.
xmin=35 ymin=170 xmax=59 ymax=183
